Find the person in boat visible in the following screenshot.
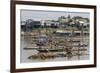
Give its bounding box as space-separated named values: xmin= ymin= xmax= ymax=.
xmin=65 ymin=47 xmax=73 ymax=58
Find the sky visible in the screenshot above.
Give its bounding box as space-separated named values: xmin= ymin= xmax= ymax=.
xmin=21 ymin=9 xmax=90 ymax=21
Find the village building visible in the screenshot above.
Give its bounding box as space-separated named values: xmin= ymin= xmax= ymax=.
xmin=40 ymin=20 xmax=59 ymax=28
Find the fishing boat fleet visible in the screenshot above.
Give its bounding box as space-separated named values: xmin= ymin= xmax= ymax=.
xmin=22 ymin=29 xmax=89 ymax=60
xmin=21 ymin=16 xmax=90 ymax=61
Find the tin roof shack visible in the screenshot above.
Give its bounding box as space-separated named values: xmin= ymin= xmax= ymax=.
xmin=41 ymin=20 xmax=59 ymax=28
xmin=72 ymin=17 xmax=90 ymax=31
xmin=31 ymin=21 xmax=41 ymax=28
xmin=25 ymin=19 xmax=41 ymax=31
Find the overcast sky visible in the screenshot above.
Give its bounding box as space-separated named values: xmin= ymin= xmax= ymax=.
xmin=21 ymin=9 xmax=90 ymax=21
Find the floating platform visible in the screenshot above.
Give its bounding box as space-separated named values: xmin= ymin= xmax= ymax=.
xmin=24 ymin=44 xmax=88 ymax=50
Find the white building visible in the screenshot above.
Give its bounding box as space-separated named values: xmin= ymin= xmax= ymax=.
xmin=40 ymin=20 xmax=59 ymax=27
